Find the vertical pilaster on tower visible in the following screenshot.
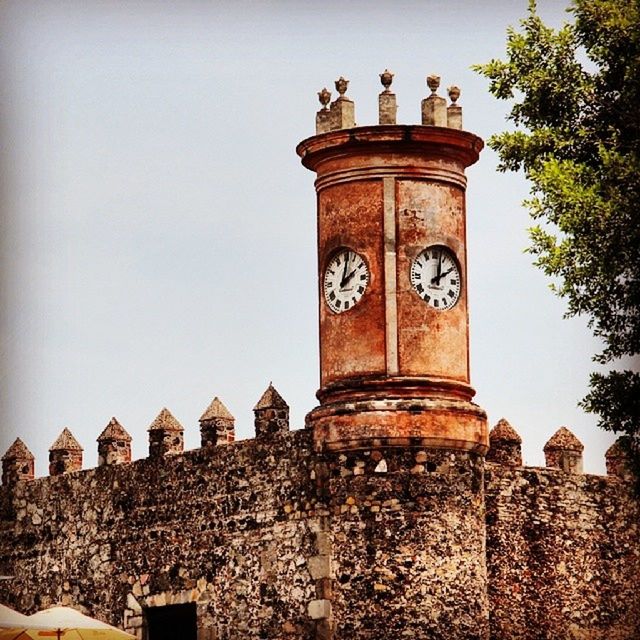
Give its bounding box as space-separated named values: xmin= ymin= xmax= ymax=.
xmin=329 ymin=77 xmax=355 ymax=130
xmin=49 ymin=428 xmax=83 ymax=476
xmin=148 ymin=408 xmax=184 ymax=458
xmin=378 ymin=69 xmax=397 ymax=125
xmin=199 ymin=396 xmax=235 ymax=447
xmin=544 ymin=427 xmax=584 ymax=473
xmin=254 ymin=383 xmax=289 ymax=439
xmin=421 ymin=74 xmax=447 ymax=126
xmin=316 ymin=88 xmax=332 ymax=134
xmin=486 ymin=418 xmax=522 ymax=466
xmin=97 ymin=417 xmax=132 ymax=467
xmin=447 ymin=85 xmax=463 ymax=129
xmin=2 ymin=438 xmax=35 ymax=486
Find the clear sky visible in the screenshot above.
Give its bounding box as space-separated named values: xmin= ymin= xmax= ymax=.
xmin=0 ymin=0 xmax=616 ymax=475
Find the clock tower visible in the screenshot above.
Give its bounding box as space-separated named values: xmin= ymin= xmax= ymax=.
xmin=297 ymin=73 xmax=488 ymax=455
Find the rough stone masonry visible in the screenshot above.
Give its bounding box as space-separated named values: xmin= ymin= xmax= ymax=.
xmin=1 ymin=394 xmax=638 ymax=639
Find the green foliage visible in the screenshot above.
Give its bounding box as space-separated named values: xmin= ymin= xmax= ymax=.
xmin=473 ymin=0 xmax=640 ymax=459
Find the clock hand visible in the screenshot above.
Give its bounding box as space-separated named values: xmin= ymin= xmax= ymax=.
xmin=343 ymin=269 xmax=358 ymax=286
xmin=340 ymin=252 xmax=350 ymax=287
xmin=430 ymin=266 xmax=454 ymax=285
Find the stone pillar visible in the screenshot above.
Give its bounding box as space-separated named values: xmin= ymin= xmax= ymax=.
xmin=199 ymin=396 xmax=235 ymax=447
xmin=378 ymin=69 xmax=397 ymax=125
xmin=148 ymin=408 xmax=184 ymax=458
xmin=1 ymin=438 xmax=35 ymax=485
xmin=605 ymin=437 xmax=636 ymax=481
xmin=316 ymin=88 xmax=332 ymax=134
xmin=97 ymin=417 xmax=132 ymax=466
xmin=486 ymin=418 xmax=522 ymax=466
xmin=543 ymin=426 xmax=584 ymax=473
xmin=254 ymin=383 xmax=289 ymax=439
xmin=49 ymin=428 xmax=83 ymax=476
xmin=447 ymin=85 xmax=463 ymax=129
xmin=421 ymin=74 xmax=447 ymax=126
xmin=329 ymin=77 xmax=355 ymax=130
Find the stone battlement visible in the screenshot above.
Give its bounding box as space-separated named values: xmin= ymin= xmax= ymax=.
xmin=1 ymin=403 xmax=630 ymax=485
xmin=1 ymin=383 xmax=292 ymax=484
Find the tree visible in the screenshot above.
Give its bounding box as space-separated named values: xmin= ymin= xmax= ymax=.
xmin=473 ymin=0 xmax=640 ymax=470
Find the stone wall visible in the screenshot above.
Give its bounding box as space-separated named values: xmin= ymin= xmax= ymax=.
xmin=325 ymin=448 xmax=488 ymax=639
xmin=485 ymin=463 xmax=640 ymax=640
xmin=1 ymin=429 xmax=639 ymax=639
xmin=0 ymin=430 xmax=321 ymax=639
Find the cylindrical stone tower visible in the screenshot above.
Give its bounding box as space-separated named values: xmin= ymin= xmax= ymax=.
xmin=298 ymin=74 xmax=489 ymax=639
xmin=298 ymin=76 xmax=487 ymax=455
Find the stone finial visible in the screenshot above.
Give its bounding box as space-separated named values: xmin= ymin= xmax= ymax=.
xmin=97 ymin=417 xmax=132 ymax=467
xmin=316 ymin=88 xmax=332 ymax=134
xmin=447 ymin=85 xmax=463 ymax=129
xmin=543 ymin=426 xmax=584 ymax=473
xmin=378 ymin=68 xmax=397 ymax=125
xmin=486 ymin=418 xmax=522 ymax=466
xmin=199 ymin=397 xmax=235 ymax=447
xmin=49 ymin=427 xmax=83 ymax=476
xmin=254 ymin=383 xmax=289 ymax=439
xmin=318 ymin=88 xmax=331 ymax=109
xmin=426 ymin=74 xmax=440 ymax=94
xmin=148 ymin=408 xmax=184 ymax=458
xmin=605 ymin=437 xmax=636 ymax=481
xmin=2 ymin=438 xmax=35 ymax=485
xmin=422 ymin=73 xmax=447 ymax=127
xmin=329 ymin=76 xmax=355 ymax=131
xmin=335 ymin=76 xmax=349 ymax=99
xmin=379 ymin=69 xmax=394 ymax=93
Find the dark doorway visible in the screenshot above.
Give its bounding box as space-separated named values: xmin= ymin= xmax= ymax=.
xmin=146 ymin=602 xmax=197 ymax=640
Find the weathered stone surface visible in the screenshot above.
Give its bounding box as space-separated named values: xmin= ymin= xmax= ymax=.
xmin=485 ymin=463 xmax=640 ymax=639
xmin=327 ymin=447 xmax=489 ymax=639
xmin=421 ymin=76 xmax=447 ymax=126
xmin=487 ymin=418 xmax=522 ymax=466
xmin=97 ymin=418 xmax=132 ymax=467
xmin=447 ymin=86 xmax=462 ymax=129
xmin=199 ymin=397 xmax=235 ymax=447
xmin=605 ymin=437 xmax=635 ymax=480
xmin=0 ymin=428 xmax=638 ymax=639
xmin=307 ymin=599 xmax=331 ymax=620
xmin=1 ymin=438 xmax=35 ymax=485
xmin=544 ymin=426 xmax=584 ymax=473
xmin=0 ymin=430 xmax=318 ymax=638
xmin=147 ymin=408 xmax=184 ymax=458
xmin=1 ymin=79 xmax=638 ymax=640
xmin=49 ymin=428 xmax=83 ymax=476
xmin=254 ymin=384 xmax=289 ymax=439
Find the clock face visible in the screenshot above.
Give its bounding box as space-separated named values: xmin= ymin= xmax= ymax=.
xmin=323 ymin=248 xmax=369 ymax=314
xmin=410 ymin=246 xmax=461 ymax=310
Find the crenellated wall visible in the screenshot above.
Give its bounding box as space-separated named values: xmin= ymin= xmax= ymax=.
xmin=0 ymin=428 xmax=321 ymax=639
xmin=485 ymin=464 xmax=640 ymax=640
xmin=0 ymin=409 xmax=638 ymax=640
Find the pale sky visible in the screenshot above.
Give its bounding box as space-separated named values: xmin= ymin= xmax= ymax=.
xmin=0 ymin=0 xmax=616 ymax=475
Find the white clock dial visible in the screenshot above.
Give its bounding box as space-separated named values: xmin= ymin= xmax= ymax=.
xmin=410 ymin=246 xmax=461 ymax=310
xmin=323 ymin=248 xmax=369 ymax=314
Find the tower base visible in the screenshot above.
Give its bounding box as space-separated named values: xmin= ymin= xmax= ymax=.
xmin=306 ymin=396 xmax=488 ymax=453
